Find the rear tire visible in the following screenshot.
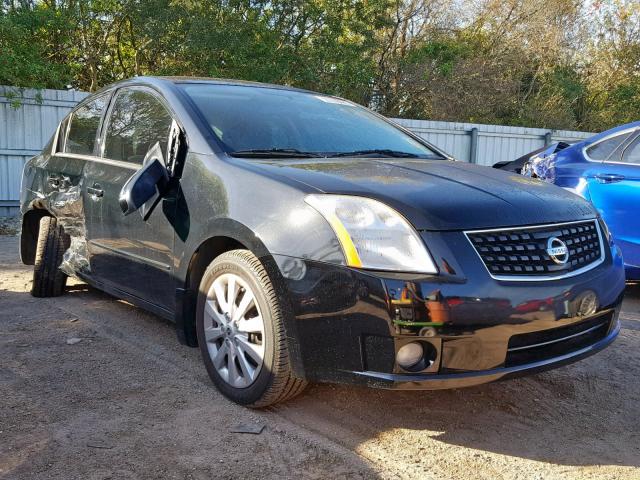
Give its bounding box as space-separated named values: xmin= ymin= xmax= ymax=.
xmin=196 ymin=249 xmax=307 ymax=407
xmin=31 ymin=216 xmax=71 ymax=298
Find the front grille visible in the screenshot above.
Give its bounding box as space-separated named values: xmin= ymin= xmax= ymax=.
xmin=505 ymin=312 xmax=612 ymax=367
xmin=466 ymin=220 xmax=603 ymax=279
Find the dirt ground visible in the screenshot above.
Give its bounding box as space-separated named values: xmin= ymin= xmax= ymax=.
xmin=1 ymin=234 xmax=639 ymax=480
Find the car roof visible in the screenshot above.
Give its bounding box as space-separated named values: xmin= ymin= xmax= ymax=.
xmin=99 ymin=75 xmax=318 ymax=96
xmin=582 ymin=120 xmax=640 ymax=145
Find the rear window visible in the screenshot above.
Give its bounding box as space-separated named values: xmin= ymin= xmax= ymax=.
xmin=64 ymin=94 xmax=108 ymax=155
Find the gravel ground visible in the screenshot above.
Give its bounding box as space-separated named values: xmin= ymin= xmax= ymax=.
xmin=0 ymin=216 xmax=19 ymax=236
xmin=1 ymin=234 xmax=639 ymax=479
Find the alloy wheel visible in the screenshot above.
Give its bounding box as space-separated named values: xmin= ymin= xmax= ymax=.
xmin=203 ymin=273 xmax=265 ymax=388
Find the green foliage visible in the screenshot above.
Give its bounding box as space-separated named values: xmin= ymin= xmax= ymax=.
xmin=1 ymin=0 xmax=639 ymax=131
xmin=0 ymin=6 xmax=73 ymax=89
xmin=408 ymin=38 xmax=473 ymax=77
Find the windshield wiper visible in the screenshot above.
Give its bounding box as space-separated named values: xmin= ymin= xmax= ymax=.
xmin=329 ymin=149 xmax=421 ymax=158
xmin=229 ymin=148 xmax=323 ymax=158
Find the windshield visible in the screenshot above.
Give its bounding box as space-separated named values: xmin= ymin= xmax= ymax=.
xmin=179 ymin=84 xmax=444 ymax=159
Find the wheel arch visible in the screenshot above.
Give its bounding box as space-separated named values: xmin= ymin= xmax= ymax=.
xmin=174 ymin=219 xmax=303 ymax=370
xmin=20 ymin=207 xmax=52 ymax=265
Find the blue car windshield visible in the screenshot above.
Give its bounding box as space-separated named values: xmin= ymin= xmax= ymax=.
xmin=179 ymin=84 xmax=444 ymax=159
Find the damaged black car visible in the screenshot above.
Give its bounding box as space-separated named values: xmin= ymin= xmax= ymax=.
xmin=20 ymin=77 xmax=625 ymax=407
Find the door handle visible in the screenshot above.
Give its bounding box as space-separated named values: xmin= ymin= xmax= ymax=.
xmin=595 ymin=173 xmax=625 ymax=184
xmin=87 ymin=183 xmax=104 ymax=198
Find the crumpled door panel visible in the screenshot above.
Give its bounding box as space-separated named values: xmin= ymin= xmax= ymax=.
xmin=23 ymin=152 xmax=91 ymax=276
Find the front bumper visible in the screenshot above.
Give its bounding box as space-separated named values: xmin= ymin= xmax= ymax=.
xmin=355 ymin=318 xmax=619 ymax=389
xmin=272 ymin=232 xmax=625 ymax=390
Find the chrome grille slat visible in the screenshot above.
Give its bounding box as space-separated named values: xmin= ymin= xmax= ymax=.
xmin=465 ymin=219 xmax=605 ymax=281
xmin=507 ymin=322 xmax=608 ymax=352
xmin=504 ymin=312 xmax=613 ymax=367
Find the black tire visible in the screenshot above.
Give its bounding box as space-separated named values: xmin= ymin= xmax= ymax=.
xmin=196 ymin=249 xmax=307 ymax=407
xmin=31 ymin=216 xmax=71 ymax=298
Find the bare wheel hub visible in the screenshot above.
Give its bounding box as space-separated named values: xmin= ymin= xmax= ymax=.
xmin=203 ymin=273 xmax=265 ymax=388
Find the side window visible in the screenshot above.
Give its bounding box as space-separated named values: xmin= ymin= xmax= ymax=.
xmin=585 ymin=132 xmax=633 ymax=161
xmin=103 ymin=89 xmax=173 ymax=164
xmin=64 ymin=95 xmax=107 ymax=155
xmin=620 ymin=136 xmax=640 ymax=165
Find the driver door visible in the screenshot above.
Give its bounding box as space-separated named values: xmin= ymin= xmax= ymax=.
xmin=83 ymin=87 xmax=178 ymax=311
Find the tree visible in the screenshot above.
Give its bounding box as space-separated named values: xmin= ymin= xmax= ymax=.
xmin=0 ymin=2 xmax=73 ymax=89
xmin=1 ymin=0 xmax=639 ymax=131
xmin=580 ymin=0 xmax=640 ymax=129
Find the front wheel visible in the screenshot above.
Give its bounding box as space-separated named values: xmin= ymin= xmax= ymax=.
xmin=196 ymin=250 xmax=306 ymax=407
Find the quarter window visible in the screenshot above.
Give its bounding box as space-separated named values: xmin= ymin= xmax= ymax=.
xmin=620 ymin=136 xmax=640 ymax=165
xmin=64 ymin=95 xmax=108 ymax=155
xmin=585 ymin=132 xmax=633 ymax=161
xmin=103 ymin=89 xmax=173 ymax=164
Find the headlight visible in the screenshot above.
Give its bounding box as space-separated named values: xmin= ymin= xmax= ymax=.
xmin=305 ymin=194 xmax=437 ymax=273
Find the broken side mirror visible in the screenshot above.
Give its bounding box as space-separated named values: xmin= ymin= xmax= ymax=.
xmin=119 ymin=142 xmax=169 ymax=219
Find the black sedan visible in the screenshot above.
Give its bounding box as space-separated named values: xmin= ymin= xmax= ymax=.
xmin=20 ymin=77 xmax=625 ymax=406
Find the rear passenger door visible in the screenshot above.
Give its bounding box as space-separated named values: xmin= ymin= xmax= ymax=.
xmin=588 ymin=132 xmax=640 ymax=269
xmin=48 ymin=93 xmax=110 ymax=250
xmin=83 ymin=87 xmax=177 ymax=311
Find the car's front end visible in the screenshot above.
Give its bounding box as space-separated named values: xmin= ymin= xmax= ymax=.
xmin=244 ymin=158 xmax=626 ymax=389
xmin=274 ymin=214 xmax=624 ymax=389
xmin=177 ymin=80 xmax=626 ymax=396
xmin=493 ymin=123 xmax=640 ymax=281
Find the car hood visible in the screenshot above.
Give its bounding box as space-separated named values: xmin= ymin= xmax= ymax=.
xmin=253 ymin=158 xmax=596 ymax=231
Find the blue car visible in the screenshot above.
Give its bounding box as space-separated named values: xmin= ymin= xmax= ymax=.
xmin=495 ymin=122 xmax=640 ymax=280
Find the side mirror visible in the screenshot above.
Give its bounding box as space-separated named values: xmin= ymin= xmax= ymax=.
xmin=119 ymin=142 xmax=169 ymax=218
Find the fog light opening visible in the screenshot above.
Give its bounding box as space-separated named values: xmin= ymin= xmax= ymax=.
xmin=396 ymin=341 xmax=438 ymax=372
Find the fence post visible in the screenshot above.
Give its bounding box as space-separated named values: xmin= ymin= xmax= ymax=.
xmin=544 ymin=131 xmax=552 ymax=146
xmin=469 ymin=127 xmax=478 ymax=164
